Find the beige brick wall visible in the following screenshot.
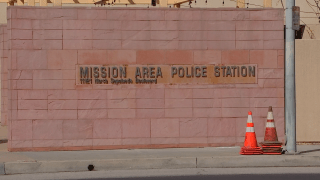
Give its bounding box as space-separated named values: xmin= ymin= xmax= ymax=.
xmin=296 ymin=40 xmax=320 ymax=142
xmin=0 ymin=3 xmax=7 ymax=24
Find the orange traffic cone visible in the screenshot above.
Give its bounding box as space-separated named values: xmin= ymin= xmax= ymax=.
xmin=260 ymin=106 xmax=282 ymax=155
xmin=240 ymin=111 xmax=262 ymax=155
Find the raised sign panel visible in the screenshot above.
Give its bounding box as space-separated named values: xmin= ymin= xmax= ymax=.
xmin=76 ymin=65 xmax=257 ymax=85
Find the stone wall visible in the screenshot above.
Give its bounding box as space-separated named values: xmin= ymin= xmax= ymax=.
xmin=0 ymin=24 xmax=8 ymax=126
xmin=4 ymin=6 xmax=284 ymax=151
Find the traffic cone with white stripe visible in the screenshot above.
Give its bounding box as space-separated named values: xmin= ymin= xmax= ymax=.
xmin=260 ymin=106 xmax=282 ymax=155
xmin=240 ymin=111 xmax=263 ymax=155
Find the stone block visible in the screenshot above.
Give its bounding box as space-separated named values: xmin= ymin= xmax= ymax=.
xmin=136 ymin=109 xmax=164 ymax=118
xmin=33 ymin=40 xmax=63 ymax=50
xmin=136 ymin=89 xmax=164 ymax=99
xmin=11 ymin=30 xmax=33 ymax=40
xmin=222 ymin=11 xmax=249 ymax=21
xmin=78 ymin=100 xmax=107 ymax=109
xmin=11 ymin=40 xmax=34 ymax=50
xmin=250 ymin=50 xmax=278 ymax=68
xmin=222 ymin=98 xmax=250 ymax=108
xmin=165 ymin=99 xmax=192 ymax=108
xmin=47 ymin=50 xmax=77 ymax=70
xmin=236 ymin=21 xmax=264 ymax=31
xmin=259 ymin=79 xmax=284 ymax=88
xmin=16 ymin=80 xmax=33 ymax=89
xmin=18 ymin=90 xmax=47 ymax=100
xmin=165 ymin=108 xmax=192 ymax=118
xmin=122 ymin=138 xmax=151 ymax=145
xmin=78 ymin=90 xmax=107 ymax=99
xmin=121 ymin=40 xmax=151 ymax=50
xmin=78 ymin=50 xmax=107 ymax=65
xmin=33 ymin=30 xmax=63 ymax=40
xmin=11 ymin=120 xmax=33 ymax=140
xmin=33 ymin=20 xmax=63 ymax=30
xmin=10 ymin=140 xmax=33 ymax=148
xmin=202 ymin=11 xmax=222 ymax=20
xmin=93 ymin=139 xmax=121 ymax=146
xmin=33 ymin=70 xmax=62 ymax=80
xmin=236 ymin=31 xmax=263 ymax=41
xmin=264 ymin=40 xmax=284 ymax=50
xmin=48 ymin=100 xmax=77 ymax=110
xmin=178 ymin=41 xmax=208 ymax=50
xmin=107 ymin=10 xmax=136 ymax=20
xmin=33 ymin=140 xmax=63 ymax=148
xmin=122 ymin=21 xmax=150 ymax=31
xmin=63 ymin=20 xmax=92 ymax=30
xmin=108 ymin=99 xmax=136 ymax=109
xmin=151 ymin=137 xmax=179 ymax=144
xmin=137 ymin=50 xmax=165 ymax=64
xmin=48 ymin=90 xmax=77 ymax=100
xmin=165 ymin=50 xmax=193 ymax=65
xmin=264 ymin=31 xmax=284 ymax=40
xmin=107 ymin=89 xmax=136 ymax=99
xmin=92 ymin=20 xmax=121 ymax=30
xmin=32 ymin=120 xmax=63 ymax=140
xmin=250 ymin=10 xmax=284 ymax=21
xmin=63 ymin=30 xmax=92 ymax=40
xmin=93 ymin=40 xmax=121 ymax=50
xmin=236 ymin=41 xmax=264 ymax=50
xmin=78 ymin=109 xmax=107 ymax=119
xmin=180 ymin=118 xmax=207 ymax=138
xmin=18 ymin=100 xmax=47 ymax=110
xmin=11 ymin=19 xmax=32 ymax=29
xmin=150 ymin=21 xmax=166 ymax=31
xmin=193 ymin=108 xmax=221 ymax=118
xmin=278 ymin=55 xmax=284 ymax=68
xmin=151 ymin=41 xmax=179 ymax=50
xmin=48 ymin=110 xmax=77 ymax=120
xmin=78 ymin=9 xmax=107 ymax=20
xmin=221 ymin=50 xmax=249 ymax=64
xmin=63 ymin=139 xmax=93 ymax=147
xmin=178 ymin=21 xmax=202 ymax=31
xmin=47 ymin=9 xmax=78 ymax=20
xmin=33 ymin=80 xmax=63 ymax=90
xmin=165 ymin=89 xmax=192 ymax=99
xmin=108 ymin=109 xmax=136 ymax=119
xmin=136 ymin=10 xmax=165 ymax=21
xmin=136 ymin=99 xmax=164 ymax=109
xmin=63 ymin=120 xmax=93 ymax=140
xmin=93 ymin=119 xmax=122 ymax=139
xmin=193 ymin=50 xmax=221 ymax=65
xmin=264 ymin=21 xmax=284 ymax=31
xmin=222 ymin=108 xmax=250 ymax=118
xmin=151 ymin=118 xmax=179 ymax=138
xmin=208 ymin=118 xmax=236 ymax=137
xmin=193 ymin=89 xmax=214 ymax=99
xmin=122 ymin=119 xmax=151 ymax=138
xmin=250 ymin=98 xmax=284 ymax=108
xmin=208 ymin=41 xmax=235 ymax=50
xmin=180 ymin=137 xmax=207 ymax=144
xmin=93 ymin=30 xmax=121 ymax=40
xmin=107 ymin=50 xmax=136 ymax=64
xmin=63 ymin=40 xmax=92 ymax=50
xmin=258 ymin=69 xmax=284 ymax=79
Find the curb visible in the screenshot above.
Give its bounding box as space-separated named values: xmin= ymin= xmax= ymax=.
xmin=2 ymin=156 xmax=320 ymax=175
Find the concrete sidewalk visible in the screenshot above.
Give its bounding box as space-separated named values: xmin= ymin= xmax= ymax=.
xmin=0 ymin=144 xmax=320 ymax=175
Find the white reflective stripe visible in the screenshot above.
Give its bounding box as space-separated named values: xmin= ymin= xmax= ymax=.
xmin=246 ymin=127 xmax=255 ymax=132
xmin=266 ymin=122 xmax=275 ymax=127
xmin=247 ymin=115 xmax=253 ymax=123
xmin=267 ymin=112 xmax=274 ymax=120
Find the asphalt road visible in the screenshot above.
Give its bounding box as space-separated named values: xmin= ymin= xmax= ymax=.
xmin=1 ymin=168 xmax=320 ymax=180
